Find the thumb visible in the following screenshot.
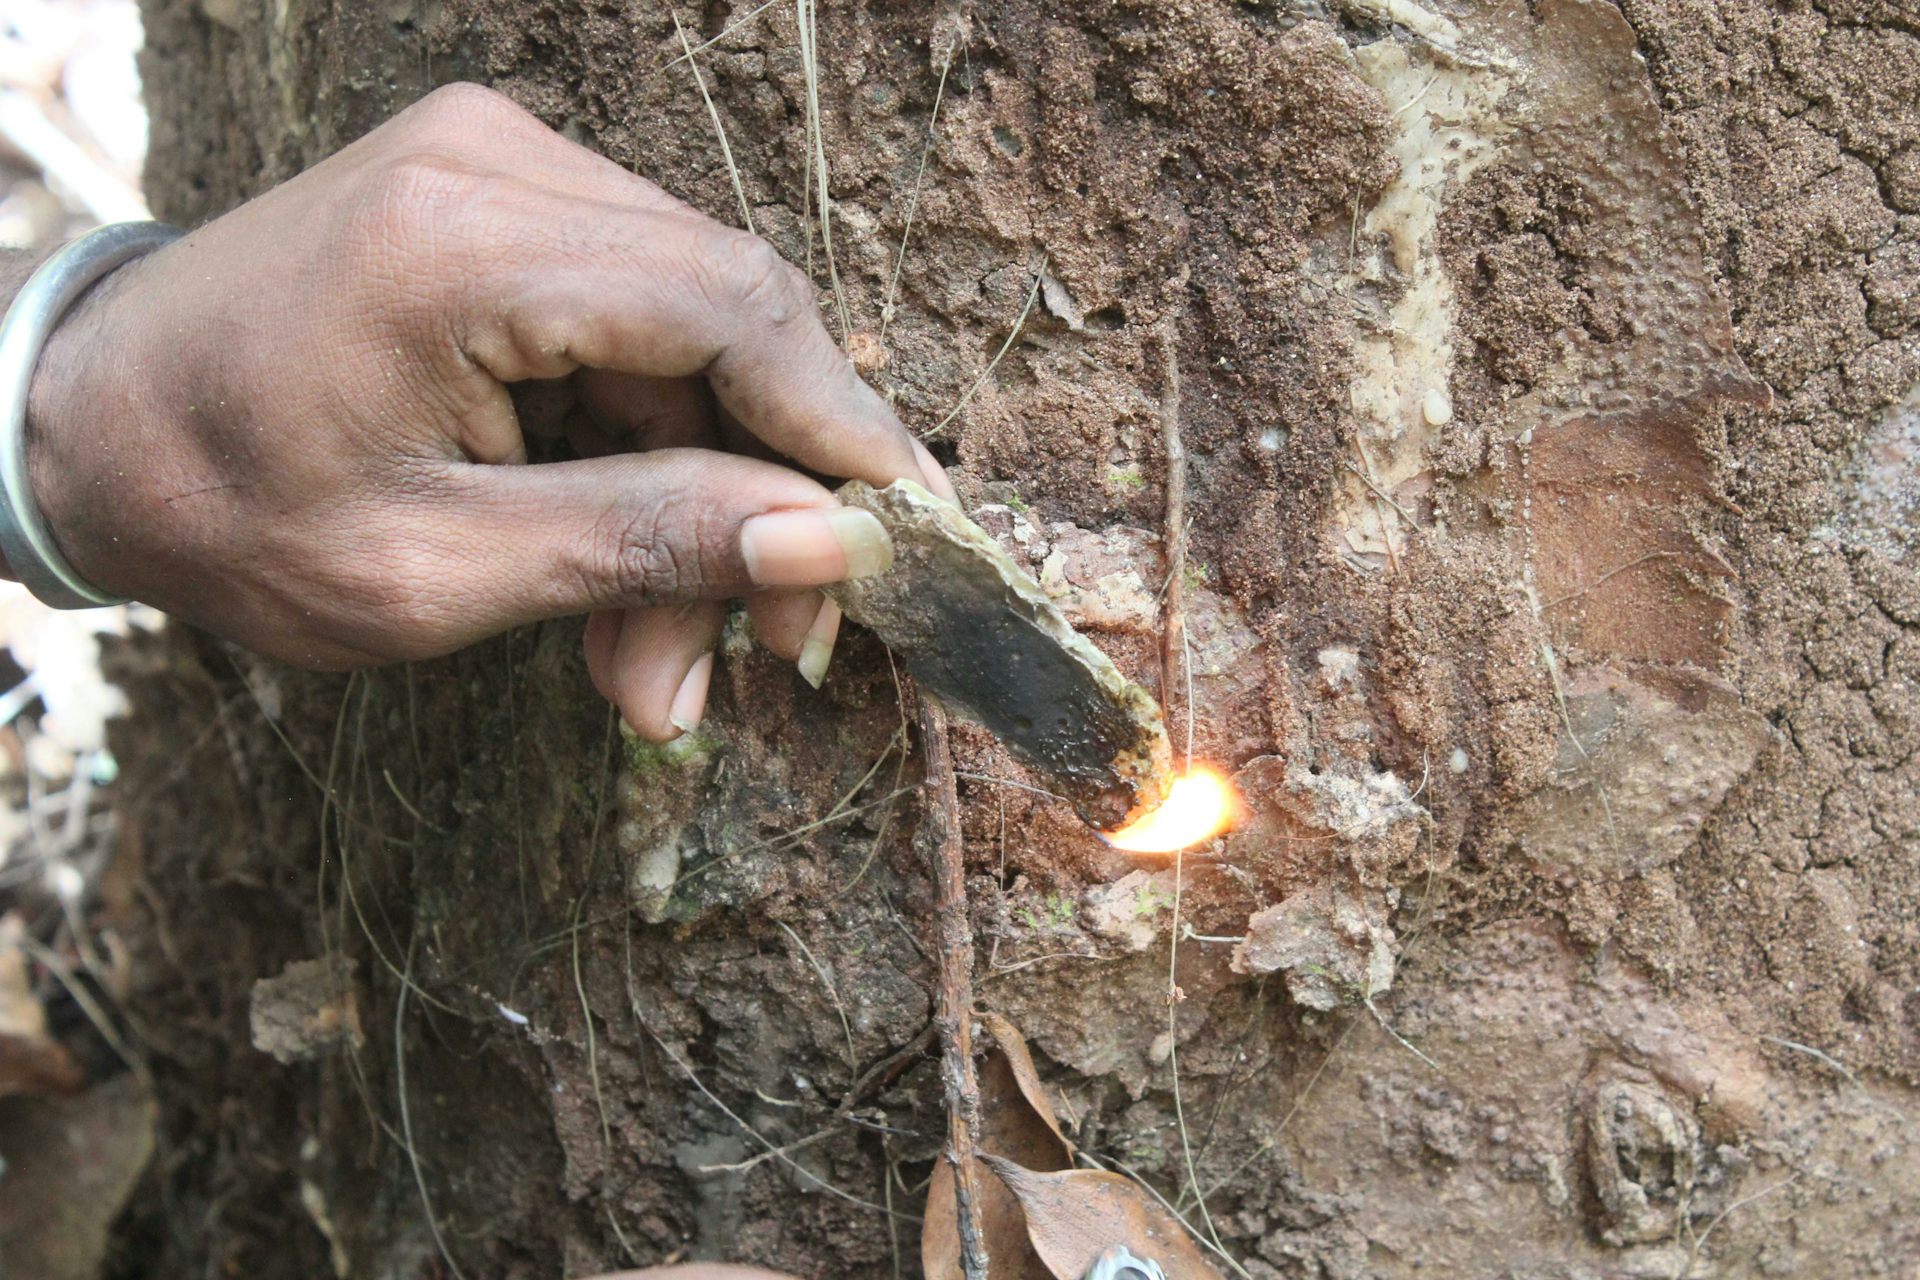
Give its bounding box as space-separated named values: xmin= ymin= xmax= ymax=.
xmin=406 ymin=448 xmax=894 ymax=646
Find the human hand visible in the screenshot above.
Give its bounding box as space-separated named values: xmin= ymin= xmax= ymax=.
xmin=22 ymin=82 xmax=952 ymax=738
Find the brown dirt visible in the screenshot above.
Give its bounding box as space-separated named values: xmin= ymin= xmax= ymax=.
xmin=100 ymin=0 xmax=1920 ymax=1276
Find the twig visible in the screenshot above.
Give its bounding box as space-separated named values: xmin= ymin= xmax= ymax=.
xmin=879 ymin=39 xmax=956 ymax=347
xmin=838 ymin=657 xmax=912 ymax=896
xmin=777 ymin=920 xmax=858 ymax=1078
xmin=1539 ymin=551 xmax=1678 ymax=610
xmin=918 ymin=693 xmax=989 ymax=1280
xmin=640 ymin=1022 xmax=908 ymax=1217
xmin=1539 ymin=638 xmax=1619 ymax=851
xmin=1167 ymin=844 xmax=1226 ymax=1254
xmin=18 ymin=932 xmax=144 ymax=1083
xmin=396 ymin=937 xmax=469 ymax=1280
xmin=674 ymin=785 xmax=914 ymax=887
xmin=1351 ymin=435 xmax=1403 ymax=574
xmin=1391 ymin=70 xmax=1441 ymax=117
xmin=953 ymin=771 xmax=1070 ymax=804
xmin=1158 ymin=317 xmax=1188 ymax=730
xmin=1191 ymin=1015 xmax=1363 ymax=1205
xmin=1182 ymin=925 xmax=1247 ymax=944
xmin=926 ymin=256 xmax=1047 ymax=439
xmin=697 ymin=1127 xmax=837 ymax=1173
xmin=1343 ymin=461 xmax=1424 ymax=530
xmin=1760 ymin=1035 xmax=1908 ymax=1122
xmin=573 ymin=710 xmax=620 ymax=1168
xmin=983 ymin=941 xmax=1103 ymax=978
xmin=885 ymin=1135 xmax=904 ymax=1280
xmin=835 ymin=1020 xmax=937 ymax=1115
xmin=660 ymin=0 xmax=779 ymax=67
xmin=796 ymin=0 xmax=853 ymax=341
xmin=1154 ymin=322 xmax=1228 ymax=1256
xmin=672 ymin=8 xmax=756 ymax=234
xmin=1363 ymin=994 xmax=1441 ymax=1072
xmin=1675 ymin=1172 xmax=1801 ymax=1280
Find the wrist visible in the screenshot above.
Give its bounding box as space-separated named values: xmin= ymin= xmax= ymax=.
xmin=19 ymin=235 xmax=172 ymax=604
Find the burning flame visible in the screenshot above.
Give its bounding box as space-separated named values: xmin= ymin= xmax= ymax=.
xmin=1103 ymin=766 xmax=1240 ymax=855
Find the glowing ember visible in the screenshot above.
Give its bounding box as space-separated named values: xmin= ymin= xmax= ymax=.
xmin=1102 ymin=766 xmax=1240 ymax=854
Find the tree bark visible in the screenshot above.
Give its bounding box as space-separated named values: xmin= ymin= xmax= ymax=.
xmin=110 ymin=0 xmax=1920 ymax=1276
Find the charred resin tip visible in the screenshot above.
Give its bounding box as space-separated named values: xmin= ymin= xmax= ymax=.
xmin=826 ymin=479 xmax=1172 ymax=829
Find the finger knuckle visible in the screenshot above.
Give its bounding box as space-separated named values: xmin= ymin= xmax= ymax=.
xmin=368 ymin=85 xmax=533 ymax=258
xmin=352 ymin=152 xmax=480 ymax=264
xmin=593 ymin=500 xmax=703 ymax=603
xmin=402 ymin=82 xmax=536 ymax=140
xmin=717 ymin=234 xmax=814 ymax=329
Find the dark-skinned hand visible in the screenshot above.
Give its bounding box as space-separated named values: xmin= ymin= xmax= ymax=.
xmin=23 ymin=81 xmax=952 ymax=738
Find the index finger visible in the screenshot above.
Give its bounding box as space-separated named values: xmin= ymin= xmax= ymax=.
xmin=443 ymin=190 xmax=938 ymax=492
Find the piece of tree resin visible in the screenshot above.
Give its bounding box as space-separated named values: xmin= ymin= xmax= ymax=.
xmin=827 ymin=480 xmax=1172 ymax=829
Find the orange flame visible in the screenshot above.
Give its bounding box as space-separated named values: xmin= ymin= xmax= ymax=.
xmin=1103 ymin=766 xmax=1241 ymax=855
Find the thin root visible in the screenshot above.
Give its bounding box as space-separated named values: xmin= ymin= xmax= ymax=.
xmin=878 ymin=38 xmax=957 ymax=348
xmin=926 ymin=255 xmax=1047 ymax=439
xmin=673 ymin=8 xmax=756 ymax=234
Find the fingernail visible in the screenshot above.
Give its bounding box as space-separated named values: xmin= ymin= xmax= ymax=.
xmin=741 ymin=508 xmax=893 ymax=586
xmin=911 ymin=438 xmax=960 ymax=505
xmin=668 ymin=651 xmax=713 ymax=734
xmin=796 ymin=598 xmax=842 ymax=689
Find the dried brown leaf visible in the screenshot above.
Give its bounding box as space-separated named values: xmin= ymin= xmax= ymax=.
xmin=979 ymin=1159 xmax=1226 ymax=1280
xmin=923 ymin=1016 xmax=1075 ymax=1280
xmin=980 ymin=1012 xmax=1075 ymax=1159
xmin=924 ymin=1154 xmax=1049 ymax=1280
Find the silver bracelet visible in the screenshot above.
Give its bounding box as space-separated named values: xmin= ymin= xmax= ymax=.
xmin=0 ymin=220 xmax=182 ymax=608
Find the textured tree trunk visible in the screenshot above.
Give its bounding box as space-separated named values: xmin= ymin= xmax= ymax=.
xmin=110 ymin=0 xmax=1919 ymax=1275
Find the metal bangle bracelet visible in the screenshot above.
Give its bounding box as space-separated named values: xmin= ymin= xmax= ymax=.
xmin=0 ymin=220 xmax=182 ymax=609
